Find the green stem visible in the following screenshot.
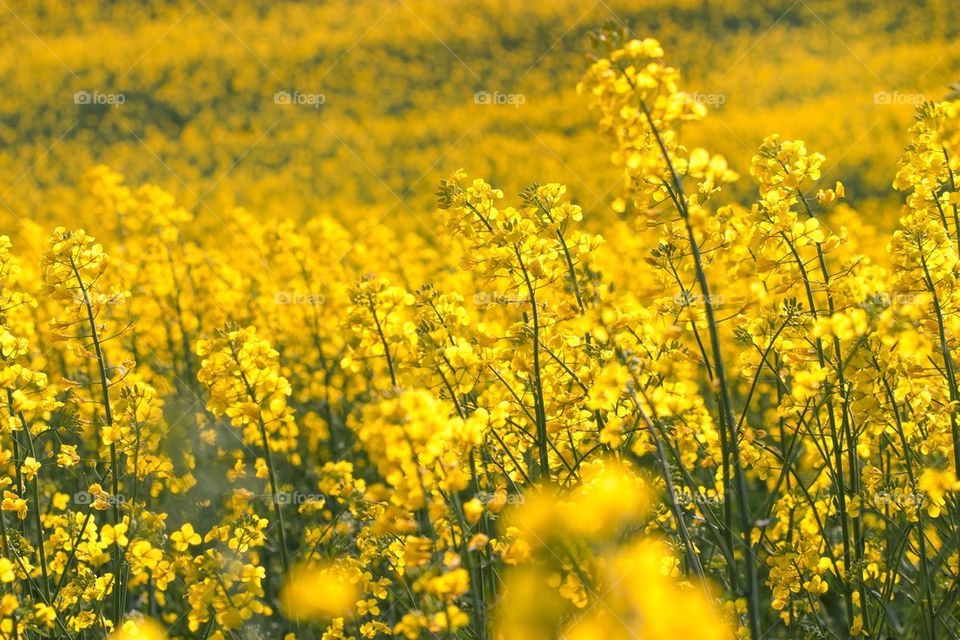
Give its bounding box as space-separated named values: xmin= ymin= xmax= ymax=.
xmin=69 ymin=256 xmax=124 ymax=627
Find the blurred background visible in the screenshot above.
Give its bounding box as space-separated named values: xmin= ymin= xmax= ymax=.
xmin=0 ymin=0 xmax=958 ymax=237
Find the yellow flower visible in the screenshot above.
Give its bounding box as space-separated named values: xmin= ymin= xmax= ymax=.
xmin=170 ymin=524 xmax=201 ymax=551
xmin=803 ymin=574 xmax=829 ymax=596
xmin=33 ymin=603 xmax=57 ymax=628
xmin=462 ymin=498 xmax=484 ymax=525
xmin=918 ymin=468 xmax=960 ymax=518
xmin=0 ymin=558 xmax=16 ymax=583
xmin=101 ymin=522 xmax=129 ymax=547
xmin=1 ymin=491 xmax=27 ymax=520
xmin=109 ymin=618 xmax=166 ymax=640
xmin=279 ymin=563 xmax=358 ymax=622
xmin=56 ymin=445 xmax=80 ymax=468
xmin=21 ymin=456 xmax=41 ymax=482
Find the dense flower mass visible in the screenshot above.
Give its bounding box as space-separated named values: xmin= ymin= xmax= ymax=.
xmin=2 ymin=10 xmax=960 ymax=640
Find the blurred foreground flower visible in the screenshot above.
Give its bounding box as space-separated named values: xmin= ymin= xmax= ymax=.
xmin=495 ymin=462 xmax=731 ymax=640
xmin=280 ymin=563 xmax=359 ymax=622
xmin=109 ymin=617 xmax=166 ymax=640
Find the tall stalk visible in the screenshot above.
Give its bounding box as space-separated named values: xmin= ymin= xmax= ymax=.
xmin=635 ymin=94 xmax=763 ymax=638
xmin=69 ymin=256 xmax=124 ymax=627
xmin=232 ymin=350 xmax=291 ymax=575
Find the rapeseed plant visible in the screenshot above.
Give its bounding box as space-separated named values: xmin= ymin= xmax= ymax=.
xmin=1 ymin=18 xmax=960 ymax=640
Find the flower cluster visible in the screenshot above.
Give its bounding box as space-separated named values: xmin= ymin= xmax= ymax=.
xmin=1 ymin=22 xmax=960 ymax=640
